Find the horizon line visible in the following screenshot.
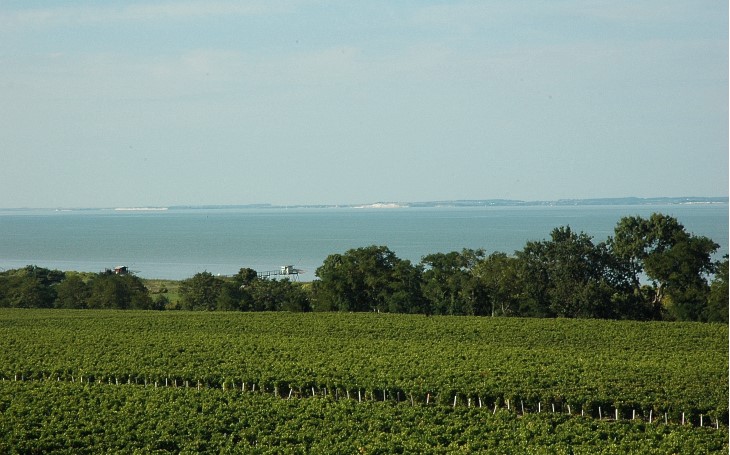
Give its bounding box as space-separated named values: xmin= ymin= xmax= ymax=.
xmin=1 ymin=196 xmax=728 ymax=211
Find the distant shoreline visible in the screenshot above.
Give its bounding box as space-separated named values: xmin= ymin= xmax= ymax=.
xmin=2 ymin=197 xmax=727 ymax=212
xmin=161 ymin=196 xmax=730 ymax=210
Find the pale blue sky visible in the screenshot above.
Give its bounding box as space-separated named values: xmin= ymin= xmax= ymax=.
xmin=1 ymin=1 xmax=727 ymax=208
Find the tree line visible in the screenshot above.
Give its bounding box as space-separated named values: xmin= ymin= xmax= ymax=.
xmin=0 ymin=267 xmax=162 ymax=310
xmin=312 ymin=213 xmax=727 ymax=322
xmin=1 ymin=213 xmax=727 ymax=322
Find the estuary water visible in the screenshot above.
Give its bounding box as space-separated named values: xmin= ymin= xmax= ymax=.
xmin=0 ymin=204 xmax=727 ymax=280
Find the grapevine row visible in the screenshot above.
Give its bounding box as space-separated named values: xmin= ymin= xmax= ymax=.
xmin=3 ymin=380 xmax=727 ymax=454
xmin=1 ymin=310 xmax=726 ymax=426
xmin=3 ymin=370 xmax=726 ymax=429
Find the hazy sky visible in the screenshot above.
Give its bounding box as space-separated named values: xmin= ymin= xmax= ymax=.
xmin=1 ymin=1 xmax=727 ymax=208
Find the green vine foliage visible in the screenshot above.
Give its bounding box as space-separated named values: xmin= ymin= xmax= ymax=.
xmin=0 ymin=310 xmax=726 ymax=425
xmin=0 ymin=381 xmax=727 ymax=454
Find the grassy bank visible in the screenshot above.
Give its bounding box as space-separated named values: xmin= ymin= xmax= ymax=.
xmin=141 ymin=278 xmax=182 ymax=304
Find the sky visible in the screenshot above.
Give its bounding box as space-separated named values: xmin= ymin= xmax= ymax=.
xmin=0 ymin=1 xmax=727 ymax=208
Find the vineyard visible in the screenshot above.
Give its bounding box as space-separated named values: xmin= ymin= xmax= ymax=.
xmin=0 ymin=309 xmax=727 ymax=453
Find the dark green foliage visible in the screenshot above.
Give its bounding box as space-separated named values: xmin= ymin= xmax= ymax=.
xmin=608 ymin=213 xmax=719 ymax=321
xmin=54 ymin=274 xmax=90 ymax=309
xmin=152 ymin=293 xmax=171 ymax=311
xmin=473 ymin=252 xmax=524 ymax=316
xmin=179 ymin=272 xmax=223 ymax=311
xmin=234 ymin=267 xmax=258 ymax=286
xmin=706 ymin=257 xmax=728 ymax=323
xmin=0 ymin=266 xmax=63 ymax=308
xmin=516 ymin=227 xmax=619 ymax=318
xmin=1 ymin=382 xmax=726 ymax=454
xmin=313 ymin=245 xmax=421 ymax=313
xmin=421 ymin=249 xmax=486 ymax=315
xmin=387 ymin=259 xmax=427 ymax=314
xmin=0 ymin=310 xmax=726 ymax=453
xmin=20 ymin=265 xmax=65 ymax=287
xmin=216 ymin=280 xmax=245 ymax=311
xmin=248 ymin=278 xmax=310 ymax=312
xmin=0 ymin=268 xmax=154 ymax=310
xmin=86 ymin=273 xmax=154 ymax=310
xmin=179 ymin=269 xmax=311 ymax=312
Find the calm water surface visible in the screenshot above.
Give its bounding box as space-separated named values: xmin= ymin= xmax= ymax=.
xmin=0 ymin=205 xmax=727 ymax=279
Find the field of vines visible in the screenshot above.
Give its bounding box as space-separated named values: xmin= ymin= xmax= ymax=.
xmin=0 ymin=309 xmax=727 ymax=453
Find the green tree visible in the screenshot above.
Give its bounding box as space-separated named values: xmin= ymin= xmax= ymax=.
xmin=233 ymin=267 xmax=259 ymax=286
xmin=21 ymin=265 xmax=65 ymax=287
xmin=5 ymin=276 xmax=55 ymax=308
xmin=247 ymin=278 xmax=310 ymax=312
xmin=516 ymin=227 xmax=616 ymax=318
xmin=218 ymin=267 xmax=260 ymax=311
xmin=0 ymin=266 xmax=62 ymax=308
xmin=420 ymin=249 xmax=486 ymax=315
xmin=313 ymin=246 xmax=419 ymax=313
xmin=87 ymin=274 xmax=124 ymax=309
xmin=311 ymin=253 xmax=350 ymax=311
xmin=216 ymin=281 xmax=244 ymax=311
xmin=608 ymin=213 xmax=719 ymax=321
xmin=179 ymin=272 xmax=223 ymax=311
xmin=277 ymin=281 xmax=311 ymax=312
xmin=386 ymin=259 xmax=425 ymax=314
xmin=125 ymin=276 xmax=155 ymax=309
xmin=86 ymin=273 xmax=152 ymax=309
xmin=706 ymin=256 xmax=728 ymax=323
xmin=152 ymin=293 xmax=171 ymax=311
xmin=54 ymin=274 xmax=90 ymax=309
xmin=472 ymin=252 xmax=524 ymax=317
